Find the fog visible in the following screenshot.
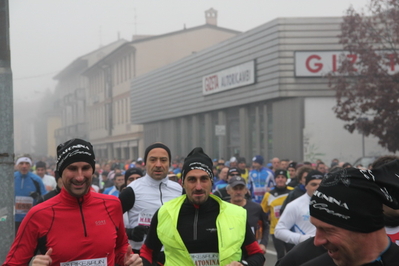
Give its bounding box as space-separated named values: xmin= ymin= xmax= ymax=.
xmin=8 ymin=0 xmax=372 ymax=156
xmin=10 ymin=0 xmax=370 ymax=102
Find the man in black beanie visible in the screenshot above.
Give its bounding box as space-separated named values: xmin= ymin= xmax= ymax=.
xmin=35 ymin=160 xmax=57 ymax=192
xmin=276 ymin=161 xmax=399 ymax=266
xmin=274 ymin=170 xmax=323 ymax=246
xmin=124 ymin=167 xmax=144 ymax=185
xmin=140 ymin=147 xmax=265 ymax=266
xmin=119 ymin=142 xmax=182 ymax=257
xmin=4 ymin=138 xmax=142 ymax=266
xmin=307 ymin=160 xmax=399 ymax=266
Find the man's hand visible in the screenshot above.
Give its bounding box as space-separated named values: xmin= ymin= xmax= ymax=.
xmin=32 ymin=248 xmax=53 ymax=266
xmin=124 ymin=245 xmax=142 ymax=266
xmin=259 ymin=244 xmax=267 ymax=253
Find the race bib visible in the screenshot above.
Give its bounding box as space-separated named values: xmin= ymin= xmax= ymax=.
xmin=274 ymin=205 xmax=282 ymax=219
xmin=190 ymin=253 xmax=219 ymax=266
xmin=253 ymin=186 xmax=266 ymax=197
xmin=60 ymin=257 xmax=107 ymax=266
xmin=15 ymin=196 xmax=33 ymax=215
xmin=138 ymin=212 xmax=153 ymax=226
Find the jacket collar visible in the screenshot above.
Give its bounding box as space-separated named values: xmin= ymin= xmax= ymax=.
xmin=143 ymin=173 xmax=169 ymax=187
xmin=59 ymin=187 xmax=92 ymax=206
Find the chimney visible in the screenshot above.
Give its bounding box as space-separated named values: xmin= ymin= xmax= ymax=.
xmin=205 ymin=8 xmax=217 ymax=26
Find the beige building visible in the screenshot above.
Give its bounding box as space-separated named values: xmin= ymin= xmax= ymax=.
xmin=46 ymin=112 xmax=62 ymax=157
xmin=53 ymin=39 xmax=128 ymax=147
xmin=81 ymin=8 xmax=240 ymax=160
xmin=50 ymin=9 xmax=239 ymax=161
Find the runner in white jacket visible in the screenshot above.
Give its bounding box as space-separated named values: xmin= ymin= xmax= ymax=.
xmin=274 ymin=170 xmax=324 ymax=245
xmin=119 ymin=143 xmax=182 ymax=254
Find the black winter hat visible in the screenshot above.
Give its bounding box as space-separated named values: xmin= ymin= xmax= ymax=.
xmin=56 ymin=138 xmax=95 ymax=177
xmin=305 ymin=170 xmax=324 ymax=185
xmin=181 ymin=147 xmax=213 ymax=183
xmin=124 ymin=167 xmax=143 ymax=183
xmin=275 ymin=169 xmax=288 ymax=178
xmin=143 ymin=143 xmax=171 ymax=166
xmin=288 ymin=162 xmax=297 ymax=169
xmin=237 ymin=157 xmax=246 ymax=164
xmin=228 ymin=168 xmax=240 ymax=176
xmin=310 ymin=160 xmax=399 ymax=233
xmin=35 ymin=161 xmax=46 ymax=169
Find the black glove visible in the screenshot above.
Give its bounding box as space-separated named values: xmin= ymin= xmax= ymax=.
xmin=126 ymin=225 xmax=149 ymax=242
xmin=30 ymin=191 xmax=41 ymax=201
xmin=29 ymin=191 xmax=39 ymax=200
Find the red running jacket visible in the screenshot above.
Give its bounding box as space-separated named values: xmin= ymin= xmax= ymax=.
xmin=3 ymin=188 xmax=128 ymax=266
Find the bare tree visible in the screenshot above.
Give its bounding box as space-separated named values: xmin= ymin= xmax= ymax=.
xmin=328 ymin=0 xmax=399 ymax=152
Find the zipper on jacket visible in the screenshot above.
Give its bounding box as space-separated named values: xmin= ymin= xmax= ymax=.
xmin=193 ymin=208 xmax=199 ymax=240
xmin=78 ymin=198 xmax=87 ymax=237
xmin=159 ymin=182 xmax=163 ymax=205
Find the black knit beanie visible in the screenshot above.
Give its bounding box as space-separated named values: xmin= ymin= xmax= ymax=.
xmin=181 ymin=147 xmax=213 ymax=183
xmin=143 ymin=143 xmax=171 ymax=166
xmin=56 ymin=138 xmax=96 ymax=177
xmin=305 ymin=170 xmax=324 ymax=185
xmin=35 ymin=161 xmax=46 ymax=169
xmin=310 ymin=160 xmax=399 ymax=233
xmin=124 ymin=167 xmax=143 ymax=184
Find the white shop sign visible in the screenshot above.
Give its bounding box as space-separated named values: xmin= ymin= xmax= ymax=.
xmin=202 ymin=61 xmax=255 ymax=95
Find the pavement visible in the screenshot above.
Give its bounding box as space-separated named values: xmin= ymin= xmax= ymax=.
xmin=264 ymin=235 xmax=278 ymax=265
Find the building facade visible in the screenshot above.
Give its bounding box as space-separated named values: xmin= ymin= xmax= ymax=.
xmin=81 ymin=9 xmax=240 ymax=160
xmin=129 ymin=17 xmax=391 ymax=164
xmin=53 ymin=39 xmax=128 ymax=146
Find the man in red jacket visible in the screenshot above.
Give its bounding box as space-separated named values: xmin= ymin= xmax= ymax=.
xmin=3 ymin=138 xmax=142 ymax=266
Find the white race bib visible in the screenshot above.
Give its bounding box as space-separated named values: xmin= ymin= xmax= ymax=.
xmin=190 ymin=253 xmax=219 ymax=266
xmin=253 ymin=186 xmax=266 ymax=197
xmin=15 ymin=196 xmax=33 ymax=215
xmin=138 ymin=212 xmax=153 ymax=226
xmin=274 ymin=205 xmax=282 ymax=219
xmin=60 ymin=257 xmax=107 ymax=266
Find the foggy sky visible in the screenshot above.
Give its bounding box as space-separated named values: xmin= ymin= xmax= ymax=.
xmin=9 ymin=0 xmax=370 ymax=102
